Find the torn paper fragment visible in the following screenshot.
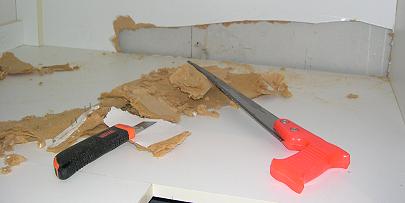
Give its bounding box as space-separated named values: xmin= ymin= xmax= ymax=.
xmin=46 ymin=107 xmax=110 ymax=153
xmin=1 ymin=166 xmax=11 ymax=174
xmin=99 ymin=64 xmax=291 ymax=123
xmin=112 ymin=16 xmax=156 ymax=52
xmin=48 ymin=105 xmax=100 ymax=148
xmin=0 ymin=108 xmax=87 ymax=152
xmin=0 ymin=52 xmax=79 ymax=80
xmin=4 ymin=154 xmax=26 ymax=166
xmin=0 ymin=52 xmax=34 ymax=75
xmin=169 ymin=64 xmax=213 ymax=99
xmin=346 ymin=93 xmax=359 ymax=99
xmin=104 ymin=107 xmax=187 ymax=147
xmin=147 ymin=131 xmax=191 ymax=157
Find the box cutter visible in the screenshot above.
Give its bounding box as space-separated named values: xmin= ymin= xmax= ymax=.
xmin=53 ymin=121 xmax=155 ymax=180
xmin=188 ymin=61 xmax=350 ymax=193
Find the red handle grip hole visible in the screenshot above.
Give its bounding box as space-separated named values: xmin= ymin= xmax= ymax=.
xmin=270 ymin=119 xmax=350 ymax=193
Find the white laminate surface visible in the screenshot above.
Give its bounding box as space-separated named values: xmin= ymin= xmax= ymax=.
xmin=1 ymin=46 xmax=404 ymax=203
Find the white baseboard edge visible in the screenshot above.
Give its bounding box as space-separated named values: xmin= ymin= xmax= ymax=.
xmin=138 ymin=184 xmax=275 ymax=203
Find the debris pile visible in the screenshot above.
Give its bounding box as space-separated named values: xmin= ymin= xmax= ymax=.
xmin=0 ymin=62 xmax=292 ymax=173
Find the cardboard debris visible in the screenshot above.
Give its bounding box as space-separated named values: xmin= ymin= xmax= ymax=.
xmin=0 ymin=52 xmax=34 ymax=76
xmin=196 ymin=104 xmax=220 ymax=118
xmin=1 ymin=166 xmax=11 ymax=174
xmin=0 ymin=153 xmax=26 ymax=174
xmin=0 ymin=107 xmax=109 ymax=174
xmin=0 ymin=52 xmax=79 ymax=80
xmin=0 ymin=108 xmax=86 ymax=152
xmin=346 ymin=93 xmax=359 ymax=99
xmin=136 ymin=131 xmax=191 ymax=157
xmin=262 ymin=72 xmax=293 ymax=98
xmin=169 ymin=64 xmax=213 ymax=99
xmin=36 ymin=64 xmax=79 ymax=75
xmin=46 ymin=107 xmax=110 ymax=153
xmin=103 ymin=107 xmax=190 ymax=157
xmin=4 ymin=154 xmax=26 ymax=167
xmin=0 ymin=62 xmax=292 ymax=174
xmin=100 ymin=63 xmax=291 ymax=123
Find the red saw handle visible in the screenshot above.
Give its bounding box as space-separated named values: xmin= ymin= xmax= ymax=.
xmin=270 ymin=119 xmax=350 ymax=193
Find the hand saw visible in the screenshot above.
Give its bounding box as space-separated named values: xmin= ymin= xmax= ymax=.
xmin=188 ymin=61 xmax=350 ymax=193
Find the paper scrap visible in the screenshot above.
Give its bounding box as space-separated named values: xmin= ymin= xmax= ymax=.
xmin=48 ymin=105 xmax=100 ymax=148
xmin=103 ymin=107 xmax=186 ymax=147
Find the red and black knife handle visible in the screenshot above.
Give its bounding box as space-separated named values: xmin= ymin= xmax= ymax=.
xmin=53 ymin=124 xmax=135 ymax=180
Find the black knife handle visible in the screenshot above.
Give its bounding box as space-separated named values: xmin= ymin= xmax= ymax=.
xmin=53 ymin=124 xmax=134 ymax=180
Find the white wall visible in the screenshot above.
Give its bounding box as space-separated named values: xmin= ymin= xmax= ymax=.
xmin=120 ymin=21 xmax=391 ymax=76
xmin=390 ymin=0 xmax=405 ymax=120
xmin=0 ymin=21 xmax=23 ymax=52
xmin=26 ymin=0 xmax=397 ymax=51
xmin=0 ymin=0 xmax=23 ymax=52
xmin=16 ymin=0 xmax=39 ymax=46
xmin=0 ymin=0 xmax=17 ymax=25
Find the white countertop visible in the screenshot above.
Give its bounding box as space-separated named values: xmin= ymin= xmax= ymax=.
xmin=1 ymin=46 xmax=404 ymax=203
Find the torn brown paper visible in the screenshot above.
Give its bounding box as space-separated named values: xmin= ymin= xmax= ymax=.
xmin=262 ymin=72 xmax=293 ymax=98
xmin=0 ymin=52 xmax=34 ymax=76
xmin=136 ymin=131 xmax=191 ymax=157
xmin=194 ymin=24 xmax=209 ymax=29
xmin=0 ymin=107 xmax=109 ymax=154
xmin=222 ymin=20 xmax=290 ymax=27
xmin=1 ymin=62 xmax=292 ymax=173
xmin=35 ymin=64 xmax=79 ymax=75
xmin=0 ymin=153 xmax=26 ymax=174
xmin=112 ymin=16 xmax=156 ymax=52
xmin=0 ymin=107 xmax=109 ymax=174
xmin=0 ymin=108 xmax=86 ymax=152
xmin=0 ymin=52 xmax=79 ymax=80
xmin=100 ymin=63 xmax=291 ymax=123
xmin=111 ymin=16 xmax=290 ymax=52
xmin=4 ymin=154 xmax=26 ymax=167
xmin=346 ymin=93 xmax=359 ymax=99
xmin=103 ymin=107 xmax=190 ymax=157
xmin=1 ymin=166 xmax=11 ymax=174
xmin=98 ymin=63 xmax=290 ymax=157
xmin=47 ymin=107 xmax=110 ymax=153
xmin=169 ymin=64 xmax=213 ymax=99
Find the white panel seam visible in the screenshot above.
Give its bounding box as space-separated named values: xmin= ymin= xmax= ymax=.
xmin=366 ymin=26 xmax=372 ymax=75
xmin=36 ymin=0 xmax=43 ymax=45
xmin=190 ymin=26 xmax=193 ymax=58
xmin=13 ymin=0 xmax=17 ymax=21
xmin=380 ymin=30 xmax=388 ymax=76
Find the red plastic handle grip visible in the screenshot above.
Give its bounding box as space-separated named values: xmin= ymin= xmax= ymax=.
xmin=270 ymin=119 xmax=350 ymax=193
